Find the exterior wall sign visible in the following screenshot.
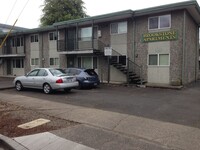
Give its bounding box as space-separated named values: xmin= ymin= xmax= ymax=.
xmin=104 ymin=47 xmax=112 ymax=56
xmin=142 ymin=30 xmax=178 ymax=43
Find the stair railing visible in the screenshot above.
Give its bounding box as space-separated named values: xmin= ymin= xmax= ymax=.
xmin=111 ymin=48 xmax=143 ymax=84
xmin=127 ymin=58 xmax=143 ymax=85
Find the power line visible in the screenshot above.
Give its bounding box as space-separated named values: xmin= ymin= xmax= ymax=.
xmin=0 ymin=0 xmax=31 ymax=48
xmin=5 ymin=0 xmax=18 ymax=24
xmin=17 ymin=0 xmax=31 ymax=19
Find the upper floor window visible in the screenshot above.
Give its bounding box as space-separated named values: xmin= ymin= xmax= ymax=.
xmin=79 ymin=27 xmax=97 ymax=41
xmin=12 ymin=37 xmax=24 ymax=47
xmin=30 ymin=34 xmax=39 ymax=43
xmin=49 ymin=32 xmax=57 ymax=41
xmin=110 ymin=21 xmax=127 ymax=34
xmin=148 ymin=15 xmax=171 ymax=30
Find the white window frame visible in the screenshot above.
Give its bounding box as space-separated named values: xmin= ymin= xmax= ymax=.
xmin=110 ymin=21 xmax=127 ymax=35
xmin=148 ymin=14 xmax=171 ymax=30
xmin=148 ymin=53 xmax=170 ymax=66
xmin=49 ymin=58 xmax=59 ymax=66
xmin=77 ymin=56 xmax=97 ymax=69
xmin=49 ymin=32 xmax=57 ymax=41
xmin=12 ymin=37 xmax=24 ymax=47
xmin=30 ymin=34 xmax=39 ymax=43
xmin=13 ymin=58 xmax=24 ymax=68
xmin=30 ymin=58 xmax=39 ymax=66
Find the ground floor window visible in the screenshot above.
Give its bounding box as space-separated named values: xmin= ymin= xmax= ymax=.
xmin=148 ymin=54 xmax=170 ymax=66
xmin=50 ymin=58 xmax=59 ymax=66
xmin=78 ymin=56 xmax=97 ymax=69
xmin=31 ymin=58 xmax=39 ymax=66
xmin=13 ymin=58 xmax=24 ymax=68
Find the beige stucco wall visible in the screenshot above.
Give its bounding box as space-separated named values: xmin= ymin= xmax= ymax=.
xmin=30 ymin=41 xmax=40 ymax=70
xmin=49 ymin=40 xmax=59 ymax=68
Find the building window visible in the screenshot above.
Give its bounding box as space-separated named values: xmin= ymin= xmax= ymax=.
xmin=149 ymin=15 xmax=171 ymax=30
xmin=12 ymin=37 xmax=24 ymax=47
xmin=30 ymin=34 xmax=39 ymax=43
xmin=110 ymin=21 xmax=127 ymax=34
xmin=49 ymin=32 xmax=57 ymax=41
xmin=79 ymin=27 xmax=92 ymax=41
xmin=78 ymin=27 xmax=98 ymax=41
xmin=148 ymin=54 xmax=169 ymax=66
xmin=31 ymin=58 xmax=39 ymax=66
xmin=13 ymin=59 xmax=24 ymax=68
xmin=78 ymin=57 xmax=97 ymax=69
xmin=50 ymin=58 xmax=59 ymax=66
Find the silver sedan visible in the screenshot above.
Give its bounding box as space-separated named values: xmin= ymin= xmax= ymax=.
xmin=13 ymin=68 xmax=79 ymax=94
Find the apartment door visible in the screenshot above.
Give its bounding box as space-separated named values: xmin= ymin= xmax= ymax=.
xmin=147 ymin=53 xmax=170 ymax=84
xmin=7 ymin=59 xmax=12 ymax=75
xmin=67 ymin=28 xmax=76 ymax=51
xmin=67 ymin=57 xmax=75 ymax=67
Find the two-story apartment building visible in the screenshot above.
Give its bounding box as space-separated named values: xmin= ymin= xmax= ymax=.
xmin=0 ymin=1 xmax=200 ymax=86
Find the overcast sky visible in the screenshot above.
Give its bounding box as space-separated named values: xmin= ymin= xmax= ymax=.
xmin=0 ymin=0 xmax=198 ymax=29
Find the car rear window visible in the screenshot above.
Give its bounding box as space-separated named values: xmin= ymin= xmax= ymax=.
xmin=49 ymin=69 xmax=66 ymax=76
xmin=84 ymin=69 xmax=97 ymax=76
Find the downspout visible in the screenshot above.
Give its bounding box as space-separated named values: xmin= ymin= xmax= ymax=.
xmin=92 ymin=20 xmax=94 ymax=49
xmin=132 ymin=16 xmax=136 ymax=62
xmin=182 ymin=10 xmax=186 ymax=85
xmin=76 ymin=23 xmax=79 ymax=50
xmin=195 ymin=26 xmax=199 ymax=81
xmin=56 ymin=26 xmax=58 ymax=52
xmin=41 ymin=32 xmax=44 ymax=68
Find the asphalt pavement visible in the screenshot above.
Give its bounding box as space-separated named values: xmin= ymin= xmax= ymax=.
xmin=1 ymin=77 xmax=200 ymax=150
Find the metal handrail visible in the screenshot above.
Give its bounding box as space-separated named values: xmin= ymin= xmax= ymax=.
xmin=111 ymin=48 xmax=143 ymax=84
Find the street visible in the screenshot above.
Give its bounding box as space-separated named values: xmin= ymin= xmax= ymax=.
xmin=2 ymin=83 xmax=200 ymax=129
xmin=1 ymin=82 xmax=200 ymax=149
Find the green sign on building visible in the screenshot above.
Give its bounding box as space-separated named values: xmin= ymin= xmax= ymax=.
xmin=142 ymin=30 xmax=178 ymax=43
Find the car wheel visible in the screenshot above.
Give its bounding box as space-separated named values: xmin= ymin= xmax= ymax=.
xmin=43 ymin=83 xmax=52 ymax=94
xmin=64 ymin=88 xmax=71 ymax=92
xmin=15 ymin=81 xmax=23 ymax=91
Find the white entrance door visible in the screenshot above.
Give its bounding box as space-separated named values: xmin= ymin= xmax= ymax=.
xmin=148 ymin=54 xmax=170 ymax=84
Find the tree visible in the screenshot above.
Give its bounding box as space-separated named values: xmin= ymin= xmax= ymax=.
xmin=40 ymin=0 xmax=87 ymax=26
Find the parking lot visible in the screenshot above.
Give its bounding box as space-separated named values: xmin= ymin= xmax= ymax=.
xmin=1 ymin=81 xmax=200 ymax=129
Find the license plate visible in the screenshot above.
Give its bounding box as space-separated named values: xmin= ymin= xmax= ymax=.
xmin=67 ymin=79 xmax=72 ymax=82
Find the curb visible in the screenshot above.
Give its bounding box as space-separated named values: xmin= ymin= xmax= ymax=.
xmin=0 ymin=134 xmax=28 ymax=150
xmin=0 ymin=86 xmax=15 ymax=90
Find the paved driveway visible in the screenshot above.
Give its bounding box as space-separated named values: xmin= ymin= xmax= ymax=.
xmin=2 ymin=81 xmax=200 ymax=129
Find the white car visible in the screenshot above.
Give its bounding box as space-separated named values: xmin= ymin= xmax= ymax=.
xmin=13 ymin=68 xmax=79 ymax=94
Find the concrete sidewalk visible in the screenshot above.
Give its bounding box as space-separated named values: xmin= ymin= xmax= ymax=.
xmin=0 ymin=92 xmax=200 ymax=150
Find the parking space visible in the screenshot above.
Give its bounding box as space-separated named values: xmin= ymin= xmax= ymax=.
xmin=1 ymin=80 xmax=200 ymax=129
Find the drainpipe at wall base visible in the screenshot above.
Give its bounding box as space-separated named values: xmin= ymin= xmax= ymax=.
xmin=107 ymin=56 xmax=110 ymax=84
xmin=127 ymin=57 xmax=129 ymax=85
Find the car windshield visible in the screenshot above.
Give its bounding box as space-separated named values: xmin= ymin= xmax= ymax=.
xmin=49 ymin=69 xmax=66 ymax=76
xmin=84 ymin=69 xmax=97 ymax=76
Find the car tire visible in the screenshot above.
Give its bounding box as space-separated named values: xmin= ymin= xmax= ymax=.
xmin=64 ymin=88 xmax=71 ymax=92
xmin=43 ymin=83 xmax=52 ymax=94
xmin=15 ymin=81 xmax=23 ymax=91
